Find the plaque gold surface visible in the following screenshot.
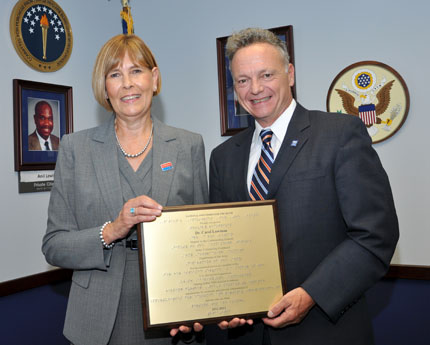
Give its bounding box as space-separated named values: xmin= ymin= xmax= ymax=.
xmin=137 ymin=200 xmax=285 ymax=329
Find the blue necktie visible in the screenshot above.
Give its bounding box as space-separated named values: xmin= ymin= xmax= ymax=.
xmin=44 ymin=141 xmax=50 ymax=151
xmin=250 ymin=129 xmax=274 ymax=200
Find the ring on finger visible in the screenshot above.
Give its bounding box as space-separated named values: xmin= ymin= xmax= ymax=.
xmin=130 ymin=207 xmax=136 ymax=216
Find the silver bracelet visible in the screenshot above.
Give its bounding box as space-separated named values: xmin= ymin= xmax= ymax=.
xmin=100 ymin=221 xmax=114 ymax=249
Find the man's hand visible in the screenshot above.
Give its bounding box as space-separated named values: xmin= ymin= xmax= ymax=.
xmin=218 ymin=318 xmax=253 ymax=330
xmin=262 ymin=287 xmax=315 ymax=328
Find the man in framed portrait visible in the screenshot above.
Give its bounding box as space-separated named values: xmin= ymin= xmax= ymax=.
xmin=28 ymin=100 xmax=60 ymax=151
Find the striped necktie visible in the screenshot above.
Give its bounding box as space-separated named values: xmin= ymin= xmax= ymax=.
xmin=250 ymin=129 xmax=274 ymax=200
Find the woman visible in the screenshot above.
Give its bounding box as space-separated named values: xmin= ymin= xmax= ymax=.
xmin=42 ymin=34 xmax=208 ymax=345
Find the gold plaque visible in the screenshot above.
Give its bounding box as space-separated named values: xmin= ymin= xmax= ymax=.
xmin=137 ymin=200 xmax=286 ymax=329
xmin=10 ymin=0 xmax=73 ymax=72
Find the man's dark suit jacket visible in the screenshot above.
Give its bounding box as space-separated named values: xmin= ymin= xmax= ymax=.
xmin=207 ymin=103 xmax=399 ymax=345
xmin=28 ymin=130 xmax=60 ymax=151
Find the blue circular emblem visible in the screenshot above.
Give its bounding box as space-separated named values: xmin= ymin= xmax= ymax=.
xmin=356 ymin=73 xmax=371 ymax=88
xmin=10 ymin=0 xmax=73 ymax=72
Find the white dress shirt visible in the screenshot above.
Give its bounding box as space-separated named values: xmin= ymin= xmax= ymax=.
xmin=35 ymin=130 xmax=53 ymax=151
xmin=247 ymin=99 xmax=296 ymax=190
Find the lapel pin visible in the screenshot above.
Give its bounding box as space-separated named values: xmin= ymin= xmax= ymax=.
xmin=291 ymin=140 xmax=298 ymax=147
xmin=160 ymin=162 xmax=173 ymax=171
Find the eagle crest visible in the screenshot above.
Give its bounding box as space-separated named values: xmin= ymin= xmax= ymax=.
xmin=335 ymin=80 xmax=394 ymax=127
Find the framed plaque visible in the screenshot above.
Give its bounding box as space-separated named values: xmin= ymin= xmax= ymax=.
xmin=137 ymin=200 xmax=286 ymax=329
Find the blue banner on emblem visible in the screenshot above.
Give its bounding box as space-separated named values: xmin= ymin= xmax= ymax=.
xmin=358 ymin=104 xmax=376 ymax=112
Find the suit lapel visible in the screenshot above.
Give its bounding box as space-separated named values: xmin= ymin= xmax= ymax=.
xmin=91 ymin=116 xmax=124 ymax=220
xmin=151 ymin=117 xmax=179 ymax=206
xmin=231 ymin=127 xmax=254 ymax=201
xmin=267 ymin=103 xmax=310 ymax=199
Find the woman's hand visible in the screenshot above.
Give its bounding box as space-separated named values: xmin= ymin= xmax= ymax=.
xmin=103 ymin=195 xmax=162 ymax=244
xmin=170 ymin=323 xmax=203 ymax=337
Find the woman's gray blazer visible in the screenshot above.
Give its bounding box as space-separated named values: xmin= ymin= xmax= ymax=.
xmin=42 ymin=115 xmax=208 ymax=345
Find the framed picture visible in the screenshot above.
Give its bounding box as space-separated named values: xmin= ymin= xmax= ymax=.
xmin=216 ymin=25 xmax=296 ymax=136
xmin=327 ymin=61 xmax=410 ymax=144
xmin=13 ymin=79 xmax=73 ymax=171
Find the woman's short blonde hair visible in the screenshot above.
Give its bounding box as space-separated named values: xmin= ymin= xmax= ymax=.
xmin=92 ymin=34 xmax=162 ymax=111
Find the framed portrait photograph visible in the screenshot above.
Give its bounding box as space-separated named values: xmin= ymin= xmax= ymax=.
xmin=13 ymin=79 xmax=73 ymax=171
xmin=216 ymin=25 xmax=296 ymax=136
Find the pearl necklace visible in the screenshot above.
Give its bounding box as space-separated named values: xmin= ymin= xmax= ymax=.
xmin=115 ymin=123 xmax=153 ymax=158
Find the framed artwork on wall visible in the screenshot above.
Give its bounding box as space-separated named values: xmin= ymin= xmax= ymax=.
xmin=13 ymin=79 xmax=73 ymax=171
xmin=9 ymin=0 xmax=73 ymax=72
xmin=327 ymin=61 xmax=410 ymax=144
xmin=216 ymin=25 xmax=296 ymax=136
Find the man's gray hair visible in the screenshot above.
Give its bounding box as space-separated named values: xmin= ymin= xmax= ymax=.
xmin=226 ymin=27 xmax=290 ymax=67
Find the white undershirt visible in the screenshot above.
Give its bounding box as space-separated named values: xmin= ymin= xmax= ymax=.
xmin=246 ymin=99 xmax=296 ymax=190
xmin=35 ymin=130 xmax=53 ymax=151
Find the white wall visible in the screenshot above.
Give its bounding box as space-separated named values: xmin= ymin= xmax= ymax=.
xmin=1 ymin=0 xmax=428 ymax=282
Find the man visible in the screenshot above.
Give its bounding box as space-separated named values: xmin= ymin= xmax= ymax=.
xmin=207 ymin=28 xmax=399 ymax=345
xmin=28 ymin=100 xmax=60 ymax=151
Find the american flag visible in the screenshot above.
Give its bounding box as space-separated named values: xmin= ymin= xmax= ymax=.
xmin=21 ymin=5 xmax=66 ymax=62
xmin=121 ymin=0 xmax=134 ymax=34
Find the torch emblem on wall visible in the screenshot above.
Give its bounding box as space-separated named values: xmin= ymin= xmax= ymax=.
xmin=12 ymin=0 xmax=72 ymax=72
xmin=40 ymin=14 xmax=49 ymax=60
